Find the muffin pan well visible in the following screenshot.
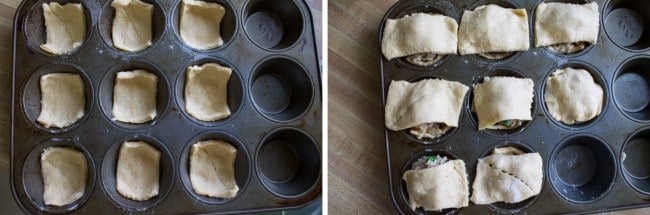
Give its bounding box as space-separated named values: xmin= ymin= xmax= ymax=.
xmin=380 ymin=0 xmax=650 ymax=214
xmin=11 ymin=0 xmax=321 ymax=214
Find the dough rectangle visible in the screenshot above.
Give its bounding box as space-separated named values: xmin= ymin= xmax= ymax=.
xmin=458 ymin=5 xmax=530 ymax=55
xmin=471 ymin=153 xmax=543 ymax=204
xmin=402 ymin=159 xmax=469 ymax=211
xmin=189 ymin=140 xmax=239 ymax=198
xmin=116 ymin=141 xmax=161 ymax=201
xmin=112 ymin=70 xmax=158 ymax=123
xmin=381 ymin=13 xmax=458 ymax=60
xmin=180 ymin=0 xmax=226 ymax=50
xmin=185 ymin=63 xmax=232 ymax=121
xmin=40 ymin=2 xmax=86 ymax=55
xmin=111 ymin=0 xmax=153 ymax=52
xmin=41 ymin=147 xmax=88 ymax=206
xmin=473 ymin=77 xmax=534 ymax=130
xmin=535 ymin=2 xmax=599 ymax=47
xmin=37 ymin=73 xmax=85 ymax=128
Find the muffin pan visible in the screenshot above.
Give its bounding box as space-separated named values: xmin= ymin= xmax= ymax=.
xmin=380 ymin=0 xmax=650 ymax=214
xmin=11 ymin=0 xmax=321 ymax=214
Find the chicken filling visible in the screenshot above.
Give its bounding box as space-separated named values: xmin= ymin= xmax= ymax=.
xmin=412 ymin=155 xmax=449 ymax=170
xmin=549 ymin=42 xmax=587 ymax=54
xmin=405 ymin=53 xmax=445 ymax=67
xmin=409 ymin=123 xmax=451 ymax=139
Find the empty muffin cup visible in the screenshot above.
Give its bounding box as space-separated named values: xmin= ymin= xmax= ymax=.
xmin=256 ymin=127 xmax=320 ymax=198
xmin=250 ymin=57 xmax=313 ymax=122
xmin=174 ymin=57 xmax=244 ymax=126
xmin=98 ymin=59 xmax=170 ymax=129
xmin=98 ymin=0 xmax=166 ymax=53
xmin=604 ymin=0 xmax=650 ymax=51
xmin=382 ymin=2 xmax=454 ymax=70
xmin=171 ymin=0 xmax=237 ymax=51
xmin=476 ymin=142 xmax=539 ymax=213
xmin=468 ymin=68 xmax=534 ymax=137
xmin=20 ymin=139 xmax=95 ymax=214
xmin=622 ymin=127 xmax=650 ymax=195
xmin=549 ymin=135 xmax=616 ymax=203
xmin=541 ymin=62 xmax=607 ymax=130
xmin=21 ymin=63 xmax=93 ymax=134
xmin=179 ymin=131 xmax=251 ymax=204
xmin=22 ymin=0 xmax=93 ymax=56
xmin=243 ymin=0 xmax=304 ymax=50
xmin=100 ymin=135 xmax=174 ymax=211
xmin=613 ymin=56 xmax=650 ymax=121
xmin=399 ymin=149 xmax=461 ymax=215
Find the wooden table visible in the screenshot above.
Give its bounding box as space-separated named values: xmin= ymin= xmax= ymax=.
xmin=327 ymin=0 xmax=648 ymax=214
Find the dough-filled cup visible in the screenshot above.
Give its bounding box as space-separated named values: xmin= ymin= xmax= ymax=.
xmin=171 ymin=0 xmax=237 ymax=51
xmin=98 ymin=0 xmax=166 ymax=53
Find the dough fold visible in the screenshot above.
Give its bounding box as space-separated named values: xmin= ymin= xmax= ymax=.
xmin=471 ymin=152 xmax=543 ymax=204
xmin=544 ymin=68 xmax=603 ymax=124
xmin=111 ymin=0 xmax=153 ymax=52
xmin=40 ymin=2 xmax=86 ymax=55
xmin=180 ymin=0 xmax=226 ymax=50
xmin=535 ymin=2 xmax=599 ymax=47
xmin=41 ymin=147 xmax=87 ymax=206
xmin=185 ymin=63 xmax=232 ymax=121
xmin=116 ymin=141 xmax=161 ymax=201
xmin=381 ymin=13 xmax=458 ymax=60
xmin=37 ymin=73 xmax=85 ymax=128
xmin=473 ymin=77 xmax=534 ymax=130
xmin=190 ymin=140 xmax=239 ymax=198
xmin=458 ymin=5 xmax=530 ymax=55
xmin=403 ymin=159 xmax=469 ymax=211
xmin=384 ymin=79 xmax=469 ymax=131
xmin=113 ymin=70 xmax=158 ymax=123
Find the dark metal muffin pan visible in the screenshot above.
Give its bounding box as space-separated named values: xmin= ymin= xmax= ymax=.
xmin=380 ymin=0 xmax=650 ymax=214
xmin=11 ymin=0 xmax=321 ymax=214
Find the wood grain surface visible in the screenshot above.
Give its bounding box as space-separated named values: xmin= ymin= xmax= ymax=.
xmin=326 ymin=0 xmax=648 ymax=214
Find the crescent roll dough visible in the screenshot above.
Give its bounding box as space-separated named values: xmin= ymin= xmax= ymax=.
xmin=471 ymin=150 xmax=543 ymax=204
xmin=37 ymin=73 xmax=85 ymax=128
xmin=41 ymin=147 xmax=87 ymax=206
xmin=116 ymin=141 xmax=161 ymax=201
xmin=190 ymin=140 xmax=239 ymax=198
xmin=113 ymin=70 xmax=158 ymax=123
xmin=544 ymin=68 xmax=603 ymax=124
xmin=459 ymin=5 xmax=529 ymax=55
xmin=535 ymin=2 xmax=599 ymax=47
xmin=185 ymin=63 xmax=232 ymax=121
xmin=111 ymin=0 xmax=153 ymax=52
xmin=473 ymin=77 xmax=534 ymax=130
xmin=180 ymin=0 xmax=226 ymax=50
xmin=384 ymin=79 xmax=469 ymax=131
xmin=403 ymin=159 xmax=469 ymax=211
xmin=381 ymin=13 xmax=458 ymax=60
xmin=40 ymin=2 xmax=86 ymax=55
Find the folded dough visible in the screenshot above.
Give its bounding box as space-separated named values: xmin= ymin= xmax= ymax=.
xmin=458 ymin=5 xmax=530 ymax=55
xmin=544 ymin=68 xmax=603 ymax=124
xmin=473 ymin=77 xmax=534 ymax=130
xmin=403 ymin=159 xmax=469 ymax=211
xmin=40 ymin=2 xmax=86 ymax=55
xmin=180 ymin=0 xmax=226 ymax=50
xmin=111 ymin=0 xmax=153 ymax=52
xmin=37 ymin=73 xmax=85 ymax=128
xmin=471 ymin=149 xmax=543 ymax=205
xmin=113 ymin=70 xmax=157 ymax=123
xmin=381 ymin=13 xmax=458 ymax=63
xmin=116 ymin=141 xmax=161 ymax=201
xmin=41 ymin=147 xmax=87 ymax=206
xmin=190 ymin=140 xmax=239 ymax=198
xmin=384 ymin=79 xmax=469 ymax=138
xmin=185 ymin=63 xmax=232 ymax=121
xmin=535 ymin=2 xmax=599 ymax=49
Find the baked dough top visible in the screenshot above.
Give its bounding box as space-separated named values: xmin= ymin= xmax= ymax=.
xmin=190 ymin=140 xmax=239 ymax=198
xmin=180 ymin=0 xmax=226 ymax=50
xmin=403 ymin=159 xmax=469 ymax=211
xmin=471 ymin=152 xmax=543 ymax=204
xmin=111 ymin=0 xmax=153 ymax=52
xmin=40 ymin=2 xmax=86 ymax=55
xmin=473 ymin=77 xmax=534 ymax=130
xmin=459 ymin=5 xmax=530 ymax=55
xmin=41 ymin=147 xmax=88 ymax=206
xmin=381 ymin=13 xmax=458 ymax=60
xmin=112 ymin=70 xmax=158 ymax=123
xmin=385 ymin=79 xmax=469 ymax=131
xmin=37 ymin=73 xmax=85 ymax=128
xmin=116 ymin=141 xmax=161 ymax=201
xmin=185 ymin=63 xmax=232 ymax=121
xmin=544 ymin=67 xmax=603 ymax=124
xmin=535 ymin=2 xmax=599 ymax=47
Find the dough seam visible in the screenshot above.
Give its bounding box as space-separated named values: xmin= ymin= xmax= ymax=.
xmin=487 ymin=163 xmax=533 ymax=192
